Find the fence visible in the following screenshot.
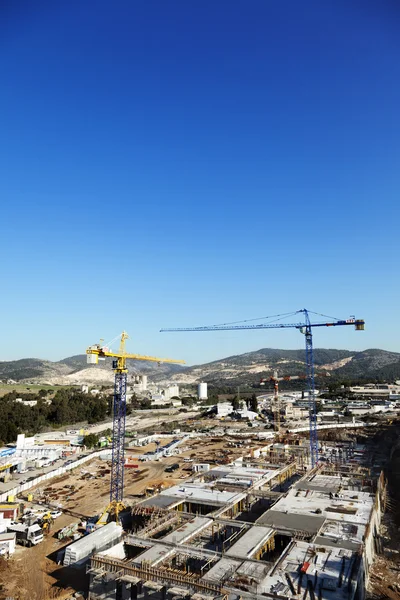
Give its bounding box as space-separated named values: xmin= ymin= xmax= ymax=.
xmin=0 ymin=450 xmax=104 ymax=503
xmin=288 ymin=422 xmax=377 ymax=434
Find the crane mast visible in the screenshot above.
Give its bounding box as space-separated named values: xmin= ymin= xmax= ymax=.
xmin=161 ymin=309 xmax=364 ymax=468
xmin=304 ymin=312 xmax=318 ymax=465
xmin=261 ymin=370 xmax=330 ymax=433
xmin=86 ymin=332 xmax=184 ymax=520
xmin=262 ymin=371 xmax=303 ymax=432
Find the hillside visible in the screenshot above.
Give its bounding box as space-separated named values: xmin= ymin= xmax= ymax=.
xmin=158 ymin=348 xmax=400 ymax=386
xmin=0 ymin=358 xmax=71 ymax=382
xmin=0 ymin=348 xmax=399 ymax=386
xmin=0 ymin=354 xmax=186 ymax=385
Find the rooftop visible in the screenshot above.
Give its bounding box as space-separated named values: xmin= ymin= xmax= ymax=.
xmin=159 ymin=483 xmax=246 ymax=506
xmin=314 ymin=518 xmax=366 ymax=550
xmin=132 ymin=543 xmax=175 ymax=566
xmin=270 ymin=486 xmax=373 ymax=526
xmin=162 ymin=516 xmax=212 ymax=544
xmin=139 ymin=495 xmax=182 ymax=509
xmin=201 ymin=556 xmax=242 ymax=584
xmin=259 ymin=540 xmax=361 ymax=600
xmin=225 ymin=525 xmax=275 ymax=559
xmin=257 ymin=510 xmax=326 ymax=535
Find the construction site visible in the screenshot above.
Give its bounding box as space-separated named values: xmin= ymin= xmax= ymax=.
xmin=1 ymin=321 xmax=400 ymax=600
xmin=0 ymin=421 xmax=399 ymax=600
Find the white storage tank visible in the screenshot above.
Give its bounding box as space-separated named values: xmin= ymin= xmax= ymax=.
xmin=141 ymin=375 xmax=148 ymax=390
xmin=198 ymin=382 xmax=208 ymax=400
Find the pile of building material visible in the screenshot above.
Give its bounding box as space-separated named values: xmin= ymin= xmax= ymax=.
xmin=63 ymin=521 xmax=123 ymax=567
xmin=58 ymin=522 xmax=79 ymax=540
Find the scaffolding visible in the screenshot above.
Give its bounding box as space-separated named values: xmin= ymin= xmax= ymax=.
xmin=89 ymin=555 xmax=227 ymax=595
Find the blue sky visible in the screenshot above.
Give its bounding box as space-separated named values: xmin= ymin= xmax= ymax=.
xmin=0 ymin=1 xmax=399 ymax=364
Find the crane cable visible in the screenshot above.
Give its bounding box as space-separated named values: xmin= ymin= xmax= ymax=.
xmin=306 ymin=310 xmax=343 ymax=322
xmin=210 ymin=310 xmax=300 ymax=328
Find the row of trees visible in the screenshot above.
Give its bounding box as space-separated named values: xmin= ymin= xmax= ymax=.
xmin=0 ymin=388 xmax=110 ymax=445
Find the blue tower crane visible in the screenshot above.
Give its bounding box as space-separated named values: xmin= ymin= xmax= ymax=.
xmin=161 ymin=309 xmax=365 ymax=467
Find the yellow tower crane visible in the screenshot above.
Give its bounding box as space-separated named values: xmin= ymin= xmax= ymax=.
xmin=86 ymin=331 xmax=184 ymax=523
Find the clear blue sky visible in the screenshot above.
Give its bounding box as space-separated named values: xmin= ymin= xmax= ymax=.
xmin=0 ymin=1 xmax=399 ymax=364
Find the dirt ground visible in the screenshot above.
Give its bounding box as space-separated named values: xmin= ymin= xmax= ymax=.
xmin=0 ymin=434 xmax=284 ymax=600
xmin=367 ymin=424 xmax=400 ymax=599
xmin=0 ymin=436 xmax=241 ymax=600
xmin=0 ymin=457 xmax=186 ymax=600
xmin=0 ymin=512 xmax=87 ymax=600
xmin=369 ymin=513 xmax=400 ymax=600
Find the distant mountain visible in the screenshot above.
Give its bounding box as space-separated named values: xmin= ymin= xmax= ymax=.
xmin=0 ymin=354 xmax=186 ymax=385
xmin=157 ymin=348 xmax=400 ymax=387
xmin=0 ymin=358 xmax=70 ymax=382
xmin=0 ymin=348 xmax=399 ymax=387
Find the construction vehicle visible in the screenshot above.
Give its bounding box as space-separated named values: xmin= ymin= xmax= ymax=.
xmin=7 ymin=522 xmax=44 ymax=547
xmin=38 ymin=511 xmax=53 ymax=534
xmin=260 ymin=370 xmax=330 ymax=432
xmin=165 ymin=463 xmax=179 ymax=473
xmin=161 ymin=308 xmax=364 ymax=468
xmin=86 ymin=331 xmax=184 ymax=523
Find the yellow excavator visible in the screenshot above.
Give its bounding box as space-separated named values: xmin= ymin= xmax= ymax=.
xmin=39 ymin=512 xmax=53 ymax=535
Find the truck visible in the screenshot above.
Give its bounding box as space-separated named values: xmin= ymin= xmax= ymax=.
xmin=35 ymin=457 xmax=51 ymax=469
xmin=165 ymin=463 xmax=179 ymax=473
xmin=7 ymin=523 xmax=44 ymax=547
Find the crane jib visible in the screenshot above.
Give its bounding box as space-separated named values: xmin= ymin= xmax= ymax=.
xmin=161 ymin=319 xmax=365 ymax=332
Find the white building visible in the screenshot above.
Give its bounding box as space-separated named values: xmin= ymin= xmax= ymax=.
xmin=161 ymin=384 xmax=179 ymax=400
xmin=15 ymin=397 xmax=37 ymax=407
xmin=198 ymin=382 xmax=208 ymax=400
xmin=349 ymin=384 xmax=400 ymax=397
xmin=217 ymin=402 xmax=233 ymax=417
xmin=0 ymin=532 xmax=16 ymax=557
xmin=215 ymin=402 xmax=257 ymax=421
xmin=318 ymin=409 xmax=338 ymax=417
xmin=285 ymin=403 xmax=309 ymax=420
xmin=132 ymin=375 xmax=148 ymax=393
xmin=347 ymin=404 xmax=372 ymax=416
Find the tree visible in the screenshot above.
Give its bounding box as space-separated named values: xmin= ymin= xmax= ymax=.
xmin=181 ymin=397 xmax=194 ymax=407
xmin=83 ymin=433 xmax=100 ymax=448
xmin=232 ymin=396 xmax=240 ymax=411
xmin=139 ymin=399 xmax=151 ymax=410
xmin=249 ymin=394 xmax=258 ymax=413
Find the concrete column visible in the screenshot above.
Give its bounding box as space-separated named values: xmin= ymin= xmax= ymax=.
xmin=121 ymin=581 xmax=131 ymax=600
xmin=141 ymin=583 xmax=166 ymax=599
xmin=89 ymin=573 xmax=117 ymax=600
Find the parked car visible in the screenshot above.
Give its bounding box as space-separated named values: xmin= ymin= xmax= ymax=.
xmin=51 ymin=510 xmax=62 ymax=519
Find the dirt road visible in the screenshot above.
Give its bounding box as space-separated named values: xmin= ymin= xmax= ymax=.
xmin=87 ymin=409 xmax=199 ymax=435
